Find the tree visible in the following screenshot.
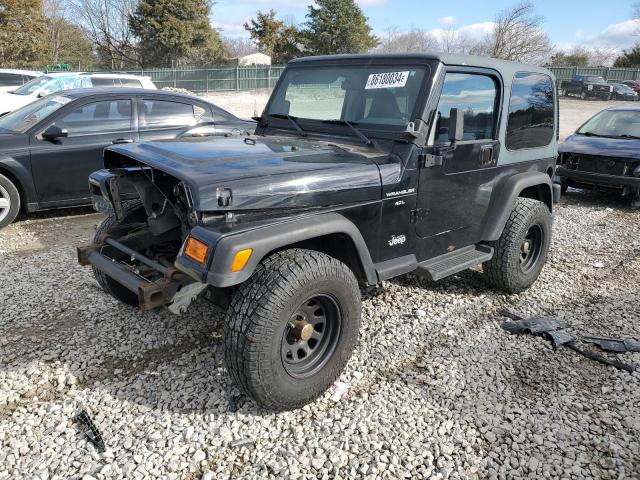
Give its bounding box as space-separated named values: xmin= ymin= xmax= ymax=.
xmin=244 ymin=10 xmax=301 ymax=63
xmin=477 ymin=1 xmax=552 ymax=64
xmin=379 ymin=27 xmax=438 ymax=54
xmin=44 ymin=0 xmax=93 ymax=69
xmin=614 ymin=45 xmax=640 ymax=67
xmin=549 ymin=48 xmax=590 ymax=67
xmin=129 ymin=0 xmax=225 ymax=67
xmin=223 ymin=37 xmax=258 ymax=59
xmin=302 ymin=0 xmax=378 ymax=55
xmin=0 ymin=0 xmax=48 ymax=67
xmin=438 ymin=27 xmax=479 ymax=54
xmin=69 ymin=0 xmax=139 ymax=69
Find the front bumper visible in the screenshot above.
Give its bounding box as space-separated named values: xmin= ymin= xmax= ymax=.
xmin=78 ymin=237 xmax=199 ymax=311
xmin=556 ymin=166 xmax=640 ymax=188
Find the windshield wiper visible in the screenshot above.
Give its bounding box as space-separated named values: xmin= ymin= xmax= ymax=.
xmin=578 ymin=131 xmax=602 ymax=137
xmin=612 ymin=134 xmax=640 ymax=140
xmin=267 ymin=113 xmax=307 ymax=137
xmin=321 ymin=119 xmax=373 ymax=146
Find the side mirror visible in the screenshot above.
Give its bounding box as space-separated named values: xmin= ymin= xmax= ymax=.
xmin=448 ymin=108 xmax=465 ymax=143
xmin=42 ymin=125 xmax=68 ymax=141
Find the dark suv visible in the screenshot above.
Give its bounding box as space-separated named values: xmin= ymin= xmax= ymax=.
xmin=560 ymin=75 xmax=613 ymax=100
xmin=78 ymin=54 xmax=560 ymax=410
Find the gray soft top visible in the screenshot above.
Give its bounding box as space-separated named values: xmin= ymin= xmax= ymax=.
xmin=289 ymin=53 xmax=555 ymax=80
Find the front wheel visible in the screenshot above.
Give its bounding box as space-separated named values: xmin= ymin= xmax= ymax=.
xmin=0 ymin=173 xmax=20 ymax=229
xmin=580 ymin=91 xmax=587 ymax=100
xmin=483 ymin=198 xmax=552 ymax=293
xmin=223 ymin=249 xmax=361 ymax=411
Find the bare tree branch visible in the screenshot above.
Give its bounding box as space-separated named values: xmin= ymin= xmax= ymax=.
xmin=478 ymin=1 xmax=552 ymax=64
xmin=378 ymin=27 xmax=438 ymax=53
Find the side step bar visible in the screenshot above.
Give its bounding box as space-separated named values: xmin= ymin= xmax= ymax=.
xmin=416 ymin=244 xmax=494 ymax=281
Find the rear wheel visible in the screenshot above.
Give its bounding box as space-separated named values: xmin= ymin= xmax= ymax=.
xmin=580 ymin=91 xmax=587 ymax=100
xmin=223 ymin=249 xmax=361 ymax=411
xmin=484 ymin=198 xmax=552 ymax=293
xmin=92 ymin=201 xmax=145 ymax=307
xmin=0 ymin=173 xmax=20 ymax=229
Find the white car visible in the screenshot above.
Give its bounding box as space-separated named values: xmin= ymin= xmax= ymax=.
xmin=0 ymin=72 xmax=156 ymax=115
xmin=0 ymin=69 xmax=43 ymax=93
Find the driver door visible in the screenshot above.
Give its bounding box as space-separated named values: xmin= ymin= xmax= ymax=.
xmin=30 ymin=96 xmax=137 ymax=205
xmin=415 ymin=68 xmax=502 ymax=256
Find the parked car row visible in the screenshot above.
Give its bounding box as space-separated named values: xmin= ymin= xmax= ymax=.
xmin=0 ymin=88 xmax=254 ymax=227
xmin=0 ymin=72 xmax=157 ymax=115
xmin=558 ymin=74 xmax=640 ymax=101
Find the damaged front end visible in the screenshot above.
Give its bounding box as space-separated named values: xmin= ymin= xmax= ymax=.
xmin=79 ymin=160 xmax=209 ymax=313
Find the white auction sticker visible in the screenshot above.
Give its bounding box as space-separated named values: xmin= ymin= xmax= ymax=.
xmin=365 ymin=71 xmax=410 ymax=89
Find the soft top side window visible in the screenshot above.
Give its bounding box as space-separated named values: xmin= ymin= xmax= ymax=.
xmin=506 ymin=72 xmax=555 ymax=150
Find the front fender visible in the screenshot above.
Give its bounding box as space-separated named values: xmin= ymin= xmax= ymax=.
xmin=482 ymin=171 xmax=553 ymax=242
xmin=175 ymin=212 xmax=377 ymax=288
xmin=0 ymin=157 xmax=38 ymax=210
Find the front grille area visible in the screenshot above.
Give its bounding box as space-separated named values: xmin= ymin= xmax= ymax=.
xmin=560 ymin=154 xmax=629 ymax=176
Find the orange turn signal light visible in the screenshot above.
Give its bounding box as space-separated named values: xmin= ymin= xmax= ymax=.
xmin=184 ymin=236 xmax=209 ymax=264
xmin=231 ymin=249 xmax=253 ymax=272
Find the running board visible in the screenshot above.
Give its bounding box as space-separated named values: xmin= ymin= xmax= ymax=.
xmin=416 ymin=244 xmax=494 ymax=281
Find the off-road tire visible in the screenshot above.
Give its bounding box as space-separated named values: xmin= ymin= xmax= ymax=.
xmin=92 ymin=201 xmax=145 ymax=307
xmin=0 ymin=173 xmax=20 ymax=229
xmin=483 ymin=198 xmax=552 ymax=294
xmin=223 ymin=249 xmax=361 ymax=411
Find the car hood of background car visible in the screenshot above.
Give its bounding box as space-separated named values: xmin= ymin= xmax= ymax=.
xmin=0 ymin=93 xmax=34 ymax=114
xmin=106 ymin=135 xmax=388 ymax=211
xmin=559 ymin=134 xmax=640 ymax=160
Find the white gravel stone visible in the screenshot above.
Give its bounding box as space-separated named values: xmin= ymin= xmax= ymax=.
xmin=0 ymin=190 xmax=639 ymax=479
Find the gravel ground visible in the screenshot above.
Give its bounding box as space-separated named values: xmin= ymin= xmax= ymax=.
xmin=1 ymin=188 xmax=639 ymax=480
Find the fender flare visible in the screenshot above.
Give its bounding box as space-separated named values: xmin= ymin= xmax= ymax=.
xmin=482 ymin=171 xmax=553 ymax=242
xmin=177 ymin=212 xmax=378 ymax=288
xmin=0 ymin=157 xmax=38 ymax=210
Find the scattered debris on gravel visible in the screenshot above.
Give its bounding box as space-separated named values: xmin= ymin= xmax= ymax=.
xmin=1 ymin=189 xmax=639 ymax=480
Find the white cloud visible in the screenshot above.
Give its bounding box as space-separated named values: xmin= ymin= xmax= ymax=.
xmin=586 ymin=19 xmax=639 ymax=50
xmin=439 ymin=16 xmax=456 ymax=27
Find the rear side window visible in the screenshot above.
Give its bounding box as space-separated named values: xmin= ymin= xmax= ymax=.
xmin=91 ymin=77 xmax=119 ymax=87
xmin=0 ymin=73 xmax=24 ymax=87
xmin=506 ymin=72 xmax=555 ymax=150
xmin=120 ymin=79 xmax=142 ymax=88
xmin=141 ymin=100 xmax=195 ymax=128
xmin=435 ymin=73 xmax=498 ymax=144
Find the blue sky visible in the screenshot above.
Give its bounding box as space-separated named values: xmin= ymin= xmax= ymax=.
xmin=212 ymin=0 xmax=638 ymax=53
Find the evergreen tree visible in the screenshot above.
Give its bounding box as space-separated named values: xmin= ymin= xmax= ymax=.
xmin=302 ymin=0 xmax=378 ymax=55
xmin=129 ymin=0 xmax=224 ymax=67
xmin=244 ymin=10 xmax=301 ymax=63
xmin=614 ymin=45 xmax=640 ymax=67
xmin=0 ymin=0 xmax=48 ymax=67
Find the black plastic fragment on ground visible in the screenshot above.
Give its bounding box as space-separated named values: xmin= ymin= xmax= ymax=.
xmin=499 ymin=310 xmax=637 ymax=373
xmin=75 ymin=409 xmax=106 ymax=453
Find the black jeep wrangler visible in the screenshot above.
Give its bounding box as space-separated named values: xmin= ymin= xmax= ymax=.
xmin=79 ymin=54 xmax=560 ymax=410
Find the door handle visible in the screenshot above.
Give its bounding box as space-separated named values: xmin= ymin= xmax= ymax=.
xmin=480 ymin=145 xmax=495 ymax=166
xmin=112 ymin=138 xmax=134 ymax=144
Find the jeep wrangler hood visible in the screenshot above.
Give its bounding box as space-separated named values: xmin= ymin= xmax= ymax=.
xmin=105 ymin=135 xmax=385 ymax=211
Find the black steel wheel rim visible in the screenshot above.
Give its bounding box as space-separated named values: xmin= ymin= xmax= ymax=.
xmin=520 ymin=224 xmax=544 ymax=273
xmin=281 ymin=294 xmax=342 ymax=378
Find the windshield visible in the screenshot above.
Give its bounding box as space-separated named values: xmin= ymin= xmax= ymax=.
xmin=578 ymin=110 xmax=640 ymax=138
xmin=13 ymin=75 xmax=78 ymax=96
xmin=0 ymin=95 xmax=72 ymax=133
xmin=266 ymin=65 xmax=428 ymax=133
xmin=585 ymin=76 xmax=606 ymax=83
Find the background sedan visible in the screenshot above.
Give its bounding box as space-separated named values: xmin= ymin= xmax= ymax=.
xmin=0 ymin=88 xmax=254 ymax=228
